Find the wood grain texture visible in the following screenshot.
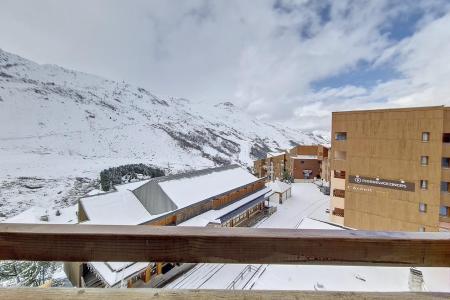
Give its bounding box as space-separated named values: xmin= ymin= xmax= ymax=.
xmin=0 ymin=224 xmax=449 ymax=266
xmin=1 ymin=289 xmax=449 ymax=300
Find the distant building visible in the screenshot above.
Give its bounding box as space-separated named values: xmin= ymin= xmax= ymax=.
xmin=265 ymin=151 xmax=289 ymax=181
xmin=252 ymin=145 xmax=331 ymax=183
xmin=330 ymin=106 xmax=450 ymax=232
xmin=66 ymin=165 xmax=272 ymax=288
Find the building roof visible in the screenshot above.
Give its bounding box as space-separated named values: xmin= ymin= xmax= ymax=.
xmin=291 ymin=155 xmax=318 ymax=160
xmin=88 ymin=261 xmax=149 ymax=287
xmin=333 ymin=105 xmax=446 ymax=114
xmin=178 ymin=187 xmax=270 ymax=227
xmin=266 ymin=151 xmax=286 ymax=158
xmin=80 ymin=189 xmax=155 ymax=225
xmin=80 ymin=165 xmax=259 ymax=225
xmin=267 ymin=180 xmax=291 ymax=194
xmin=157 ymin=165 xmax=259 ymax=210
xmin=4 ymin=205 xmax=78 ymax=224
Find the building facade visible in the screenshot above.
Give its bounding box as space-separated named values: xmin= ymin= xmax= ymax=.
xmin=253 ymin=145 xmax=331 ymax=183
xmin=330 ymin=106 xmax=450 ymax=232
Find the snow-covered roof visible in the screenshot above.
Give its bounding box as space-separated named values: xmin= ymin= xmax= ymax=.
xmin=4 ymin=205 xmax=78 ymax=224
xmin=89 ymin=261 xmax=149 ymax=287
xmin=158 ymin=165 xmax=259 ymax=209
xmin=292 ymin=155 xmax=318 ymax=160
xmin=267 ymin=180 xmax=291 ymax=194
xmin=80 ymin=189 xmax=153 ymax=225
xmin=267 ymin=152 xmax=286 ymax=158
xmin=115 ymin=179 xmax=150 ymax=191
xmin=178 ymin=187 xmax=271 ymax=227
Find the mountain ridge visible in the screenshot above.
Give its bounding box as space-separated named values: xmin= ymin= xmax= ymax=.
xmin=0 ymin=48 xmax=328 ymax=218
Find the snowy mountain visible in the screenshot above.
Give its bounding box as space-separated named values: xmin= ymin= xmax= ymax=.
xmin=0 ymin=49 xmax=328 ymax=219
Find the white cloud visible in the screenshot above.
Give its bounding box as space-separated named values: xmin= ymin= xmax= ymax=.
xmin=0 ymin=0 xmax=449 ymax=131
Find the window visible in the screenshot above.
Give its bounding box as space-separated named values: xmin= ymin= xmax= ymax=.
xmin=440 ymin=206 xmax=449 ymax=217
xmin=419 ymin=202 xmax=427 ymax=213
xmin=422 ymin=132 xmax=430 ymax=142
xmin=441 ymin=181 xmax=449 ymax=193
xmin=335 ymin=132 xmax=347 ymax=141
xmin=420 ymin=156 xmax=429 ymax=166
xmin=443 ymin=133 xmax=450 ymax=143
xmin=442 ymin=158 xmax=450 ymax=168
xmin=420 ymin=180 xmax=428 ymax=190
xmin=419 ymin=226 xmax=426 ymax=232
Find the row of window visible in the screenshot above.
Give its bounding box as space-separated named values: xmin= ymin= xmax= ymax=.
xmin=418 ymin=203 xmax=450 ymax=217
xmin=335 ymin=131 xmax=450 ymax=142
xmin=420 ymin=156 xmax=450 ymax=167
xmin=422 ymin=132 xmax=450 ymax=143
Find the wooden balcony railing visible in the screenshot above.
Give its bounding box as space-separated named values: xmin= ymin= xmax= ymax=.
xmin=333 ymin=189 xmax=345 ymax=198
xmin=0 ymin=224 xmax=449 ymax=299
xmin=334 ymin=170 xmax=346 ymax=179
xmin=332 ymin=207 xmax=345 ymax=217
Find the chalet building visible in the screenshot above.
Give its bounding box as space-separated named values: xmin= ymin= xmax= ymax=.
xmin=330 ymin=106 xmax=450 ymax=232
xmin=66 ymin=165 xmax=271 ymax=288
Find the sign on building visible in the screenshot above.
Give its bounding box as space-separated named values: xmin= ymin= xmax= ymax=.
xmin=348 ymin=175 xmax=415 ymax=192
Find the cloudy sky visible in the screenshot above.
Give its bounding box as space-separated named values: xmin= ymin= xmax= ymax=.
xmin=1 ymin=0 xmax=450 ymax=130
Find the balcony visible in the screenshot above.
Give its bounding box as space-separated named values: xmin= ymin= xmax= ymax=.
xmin=0 ymin=224 xmax=449 ymax=299
xmin=334 ymin=170 xmax=346 ymax=179
xmin=333 ymin=189 xmax=345 ymax=198
xmin=332 ymin=207 xmax=345 ymax=217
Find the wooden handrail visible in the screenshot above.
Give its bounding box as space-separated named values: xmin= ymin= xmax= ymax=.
xmin=0 ymin=288 xmax=449 ymax=300
xmin=0 ymin=224 xmax=449 ymax=266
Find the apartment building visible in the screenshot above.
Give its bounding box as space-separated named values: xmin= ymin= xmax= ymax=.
xmin=253 ymin=145 xmax=331 ymax=182
xmin=330 ymin=106 xmax=450 ymax=232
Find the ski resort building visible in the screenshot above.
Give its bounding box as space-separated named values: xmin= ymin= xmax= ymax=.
xmin=66 ymin=165 xmax=272 ymax=288
xmin=265 ymin=151 xmax=289 ymax=180
xmin=253 ymin=145 xmax=330 ymax=182
xmin=330 ymin=106 xmax=450 ymax=232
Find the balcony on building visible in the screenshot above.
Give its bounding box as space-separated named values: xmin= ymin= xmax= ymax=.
xmin=334 ymin=170 xmax=346 ymax=179
xmin=332 ymin=207 xmax=345 ymax=217
xmin=333 ymin=189 xmax=345 ymax=198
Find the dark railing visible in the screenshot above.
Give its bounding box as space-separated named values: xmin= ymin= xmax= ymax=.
xmin=0 ymin=224 xmax=449 ymax=299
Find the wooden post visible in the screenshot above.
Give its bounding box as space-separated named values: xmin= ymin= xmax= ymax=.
xmin=144 ymin=265 xmax=151 ymax=283
xmin=157 ymin=263 xmax=162 ymax=275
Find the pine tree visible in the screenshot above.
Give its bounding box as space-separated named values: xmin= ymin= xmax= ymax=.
xmin=0 ymin=261 xmax=58 ymax=287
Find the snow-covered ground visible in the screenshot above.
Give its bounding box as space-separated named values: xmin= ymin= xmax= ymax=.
xmin=0 ymin=48 xmax=328 ymax=221
xmin=165 ymin=183 xmax=450 ymax=292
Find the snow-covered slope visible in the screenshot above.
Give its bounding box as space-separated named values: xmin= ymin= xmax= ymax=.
xmin=0 ymin=49 xmax=328 ymax=219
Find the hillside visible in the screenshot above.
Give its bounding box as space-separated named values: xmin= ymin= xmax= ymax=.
xmin=0 ymin=49 xmax=328 ymax=219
